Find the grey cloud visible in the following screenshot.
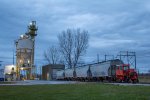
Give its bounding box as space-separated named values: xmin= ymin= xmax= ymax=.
xmin=0 ymin=0 xmax=150 ymax=72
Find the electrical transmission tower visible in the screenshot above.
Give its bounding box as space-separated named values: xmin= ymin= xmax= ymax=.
xmin=116 ymin=51 xmax=136 ymax=69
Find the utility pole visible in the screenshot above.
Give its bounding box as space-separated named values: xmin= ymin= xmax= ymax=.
xmin=0 ymin=61 xmax=2 ymax=67
xmin=104 ymin=55 xmax=114 ymax=61
xmin=13 ymin=49 xmax=14 ymax=65
xmin=97 ymin=54 xmax=99 ymax=63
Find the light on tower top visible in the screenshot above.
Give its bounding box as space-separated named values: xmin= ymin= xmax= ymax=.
xmin=28 ymin=21 xmax=38 ymax=39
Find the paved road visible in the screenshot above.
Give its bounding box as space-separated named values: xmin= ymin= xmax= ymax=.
xmin=0 ymin=80 xmax=79 ymax=85
xmin=0 ymin=80 xmax=150 ymax=86
xmin=106 ymin=83 xmax=150 ymax=86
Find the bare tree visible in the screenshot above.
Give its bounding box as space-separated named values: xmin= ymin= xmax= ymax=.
xmin=44 ymin=46 xmax=61 ymax=64
xmin=58 ymin=28 xmax=89 ymax=68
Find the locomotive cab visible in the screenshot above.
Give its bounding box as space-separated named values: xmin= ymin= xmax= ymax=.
xmin=115 ymin=64 xmax=138 ymax=83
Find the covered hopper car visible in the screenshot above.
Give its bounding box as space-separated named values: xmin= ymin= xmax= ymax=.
xmin=56 ymin=59 xmax=138 ymax=83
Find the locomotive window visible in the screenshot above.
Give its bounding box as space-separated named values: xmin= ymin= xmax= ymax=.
xmin=124 ymin=66 xmax=129 ymax=70
xmin=119 ymin=66 xmax=123 ymax=70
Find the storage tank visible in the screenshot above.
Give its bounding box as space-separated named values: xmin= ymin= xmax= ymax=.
xmin=17 ymin=39 xmax=33 ymax=49
xmin=4 ymin=65 xmax=16 ymax=74
xmin=4 ymin=65 xmax=16 ymax=81
xmin=16 ymin=37 xmax=33 ymax=68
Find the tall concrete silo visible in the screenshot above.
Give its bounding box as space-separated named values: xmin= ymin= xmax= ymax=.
xmin=15 ymin=21 xmax=38 ymax=80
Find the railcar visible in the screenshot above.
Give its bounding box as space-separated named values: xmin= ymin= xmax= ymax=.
xmin=56 ymin=59 xmax=138 ymax=83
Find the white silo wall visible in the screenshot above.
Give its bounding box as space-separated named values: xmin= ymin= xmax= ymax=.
xmin=17 ymin=39 xmax=33 ymax=49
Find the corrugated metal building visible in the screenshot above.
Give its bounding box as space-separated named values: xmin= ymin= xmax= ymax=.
xmin=42 ymin=64 xmax=65 ymax=80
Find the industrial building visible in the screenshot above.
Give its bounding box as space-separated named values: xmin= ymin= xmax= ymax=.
xmin=0 ymin=65 xmax=16 ymax=81
xmin=42 ymin=64 xmax=65 ymax=80
xmin=4 ymin=65 xmax=16 ymax=81
xmin=15 ymin=21 xmax=38 ymax=80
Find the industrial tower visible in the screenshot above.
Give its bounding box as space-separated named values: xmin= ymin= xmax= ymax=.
xmin=15 ymin=21 xmax=38 ymax=80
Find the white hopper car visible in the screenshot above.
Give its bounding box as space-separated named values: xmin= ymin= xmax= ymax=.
xmin=56 ymin=59 xmax=123 ymax=81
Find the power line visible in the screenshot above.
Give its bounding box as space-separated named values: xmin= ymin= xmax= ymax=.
xmin=0 ymin=56 xmax=46 ymax=60
xmin=116 ymin=51 xmax=136 ymax=69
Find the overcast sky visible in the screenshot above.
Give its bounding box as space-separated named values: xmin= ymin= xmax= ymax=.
xmin=0 ymin=0 xmax=150 ymax=73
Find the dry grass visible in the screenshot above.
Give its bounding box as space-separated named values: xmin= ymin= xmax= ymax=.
xmin=139 ymin=75 xmax=150 ymax=83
